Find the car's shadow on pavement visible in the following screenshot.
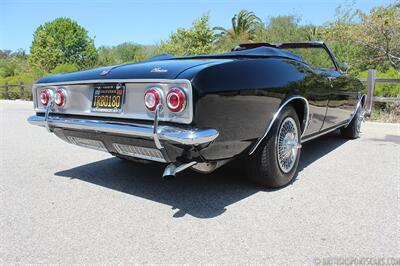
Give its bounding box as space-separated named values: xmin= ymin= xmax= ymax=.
xmin=55 ymin=131 xmax=348 ymax=218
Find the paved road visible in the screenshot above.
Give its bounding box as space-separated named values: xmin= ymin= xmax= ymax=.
xmin=1 ymin=100 xmax=399 ymax=265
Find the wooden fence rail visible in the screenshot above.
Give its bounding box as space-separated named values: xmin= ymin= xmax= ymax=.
xmin=0 ymin=82 xmax=33 ymax=100
xmin=359 ymin=69 xmax=400 ymax=115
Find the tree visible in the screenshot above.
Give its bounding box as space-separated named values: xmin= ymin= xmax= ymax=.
xmin=159 ymin=15 xmax=215 ymax=56
xmin=259 ymin=15 xmax=306 ymax=43
xmin=97 ymin=43 xmax=155 ymax=66
xmin=29 ymin=17 xmax=97 ymax=72
xmin=302 ymin=25 xmax=323 ymax=41
xmin=214 ymin=10 xmax=261 ymax=41
xmin=354 ymin=4 xmax=400 ymax=70
xmin=323 ymin=3 xmax=400 ymax=72
xmin=321 ymin=3 xmax=364 ymax=73
xmin=0 ymin=49 xmax=29 ymax=78
xmin=51 ymin=63 xmax=79 ymax=74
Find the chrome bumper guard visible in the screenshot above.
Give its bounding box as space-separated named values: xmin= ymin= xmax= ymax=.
xmin=27 ymin=114 xmax=219 ymax=147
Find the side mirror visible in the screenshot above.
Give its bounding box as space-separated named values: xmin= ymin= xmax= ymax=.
xmin=339 ymin=62 xmax=349 ymax=73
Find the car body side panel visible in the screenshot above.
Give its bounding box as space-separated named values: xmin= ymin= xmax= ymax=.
xmin=322 ymin=73 xmax=362 ymax=129
xmin=177 ymin=58 xmax=334 ymax=160
xmin=286 ymin=71 xmax=330 ymax=135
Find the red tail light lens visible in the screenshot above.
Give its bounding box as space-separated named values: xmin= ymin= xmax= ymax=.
xmin=55 ymin=89 xmax=66 ymax=107
xmin=144 ymin=88 xmax=162 ymax=112
xmin=39 ymin=89 xmax=52 ymax=106
xmin=166 ymin=88 xmax=186 ymax=113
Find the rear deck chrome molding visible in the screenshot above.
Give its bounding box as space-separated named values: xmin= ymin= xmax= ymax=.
xmin=33 ymin=79 xmax=192 ymax=87
xmin=27 ymin=115 xmax=219 ymax=146
xmin=249 ymin=96 xmax=309 ymax=155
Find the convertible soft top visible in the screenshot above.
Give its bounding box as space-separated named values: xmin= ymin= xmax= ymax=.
xmin=149 ymin=41 xmax=329 ymax=63
xmin=149 ymin=46 xmax=304 ymax=63
xmin=148 ymin=41 xmax=336 ymax=64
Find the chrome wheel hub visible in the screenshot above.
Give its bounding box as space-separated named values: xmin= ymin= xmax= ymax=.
xmin=277 ymin=117 xmax=300 ymax=173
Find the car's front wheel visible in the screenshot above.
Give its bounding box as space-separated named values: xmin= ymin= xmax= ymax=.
xmin=246 ymin=105 xmax=302 ymax=188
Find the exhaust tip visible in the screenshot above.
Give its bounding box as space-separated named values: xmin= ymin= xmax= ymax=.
xmin=162 ymin=161 xmax=197 ymax=180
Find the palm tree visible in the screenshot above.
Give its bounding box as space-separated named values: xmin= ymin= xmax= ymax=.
xmin=214 ymin=10 xmax=262 ymax=41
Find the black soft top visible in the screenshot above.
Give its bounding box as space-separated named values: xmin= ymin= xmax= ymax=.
xmin=148 ymin=46 xmax=304 ymax=63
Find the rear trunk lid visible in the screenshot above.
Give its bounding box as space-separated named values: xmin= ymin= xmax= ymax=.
xmin=36 ymin=59 xmax=226 ymax=84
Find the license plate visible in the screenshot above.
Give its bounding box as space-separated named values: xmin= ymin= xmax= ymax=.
xmin=91 ymin=84 xmax=125 ymax=113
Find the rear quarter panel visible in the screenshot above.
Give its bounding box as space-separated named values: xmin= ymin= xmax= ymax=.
xmin=178 ymin=58 xmax=313 ymax=160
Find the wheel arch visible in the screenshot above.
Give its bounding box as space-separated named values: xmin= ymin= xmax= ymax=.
xmin=360 ymin=94 xmax=367 ymax=107
xmin=248 ymin=96 xmax=309 ymax=155
xmin=345 ymin=94 xmax=367 ymax=127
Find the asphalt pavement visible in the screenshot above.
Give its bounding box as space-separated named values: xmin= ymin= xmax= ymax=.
xmin=1 ymin=100 xmax=399 ymax=265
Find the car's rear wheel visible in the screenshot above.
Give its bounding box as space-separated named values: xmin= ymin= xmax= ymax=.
xmin=340 ymin=107 xmax=362 ymax=139
xmin=246 ymin=105 xmax=302 ymax=188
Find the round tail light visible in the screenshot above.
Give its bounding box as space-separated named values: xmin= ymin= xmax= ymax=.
xmin=166 ymin=88 xmax=186 ymax=113
xmin=144 ymin=88 xmax=162 ymax=112
xmin=39 ymin=89 xmax=53 ymax=106
xmin=54 ymin=89 xmax=66 ymax=107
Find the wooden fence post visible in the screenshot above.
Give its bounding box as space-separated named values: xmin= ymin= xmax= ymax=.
xmin=366 ymin=69 xmax=376 ymax=115
xmin=20 ymin=82 xmax=25 ymax=99
xmin=5 ymin=82 xmax=9 ymax=100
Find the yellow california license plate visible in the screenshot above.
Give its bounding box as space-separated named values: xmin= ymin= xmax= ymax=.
xmin=91 ymin=84 xmax=125 ymax=113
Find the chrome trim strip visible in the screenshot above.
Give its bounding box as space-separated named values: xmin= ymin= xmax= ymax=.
xmin=345 ymin=94 xmax=366 ymax=127
xmin=301 ymin=122 xmax=347 ymax=143
xmin=249 ymin=96 xmax=310 ymax=155
xmin=27 ymin=115 xmax=219 ymax=146
xmin=32 ymin=79 xmax=192 ymax=87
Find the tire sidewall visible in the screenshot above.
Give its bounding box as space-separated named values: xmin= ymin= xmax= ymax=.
xmin=260 ymin=106 xmax=302 ymax=187
xmin=354 ymin=107 xmax=362 ymax=137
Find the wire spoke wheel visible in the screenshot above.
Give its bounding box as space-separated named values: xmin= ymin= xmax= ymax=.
xmin=276 ymin=117 xmax=299 ymax=173
xmin=247 ymin=106 xmax=301 ymax=187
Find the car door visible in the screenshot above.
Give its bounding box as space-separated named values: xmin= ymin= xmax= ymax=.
xmin=301 ymin=70 xmax=331 ymax=135
xmin=320 ymin=69 xmax=359 ymax=130
xmin=281 ymin=43 xmax=359 ymax=133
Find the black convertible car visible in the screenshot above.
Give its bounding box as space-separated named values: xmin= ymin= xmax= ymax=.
xmin=28 ymin=41 xmax=365 ymax=187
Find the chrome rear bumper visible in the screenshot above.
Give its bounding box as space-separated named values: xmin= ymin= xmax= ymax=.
xmin=27 ymin=115 xmax=219 ymax=146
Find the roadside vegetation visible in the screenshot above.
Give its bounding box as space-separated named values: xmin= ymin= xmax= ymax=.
xmin=1 ymin=2 xmax=399 ymax=121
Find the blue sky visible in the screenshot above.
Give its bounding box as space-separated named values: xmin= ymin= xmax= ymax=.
xmin=0 ymin=0 xmax=394 ymax=52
